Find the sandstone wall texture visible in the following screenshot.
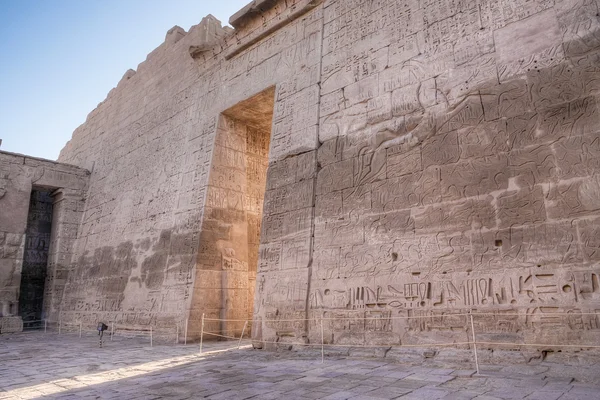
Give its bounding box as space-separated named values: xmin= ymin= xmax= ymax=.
xmin=0 ymin=151 xmax=88 ymax=332
xmin=55 ymin=0 xmax=600 ymax=348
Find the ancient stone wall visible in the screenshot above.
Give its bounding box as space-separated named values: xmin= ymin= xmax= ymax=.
xmin=0 ymin=151 xmax=88 ymax=332
xmin=308 ymin=0 xmax=600 ymax=348
xmin=56 ymin=0 xmax=600 ymax=348
xmin=57 ymin=3 xmax=322 ymax=335
xmin=194 ymin=90 xmax=273 ymax=338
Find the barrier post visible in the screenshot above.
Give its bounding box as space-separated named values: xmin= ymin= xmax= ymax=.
xmin=321 ymin=318 xmax=325 ymax=364
xmin=176 ymin=325 xmax=179 ymax=344
xmin=199 ymin=313 xmax=205 ymax=354
xmin=58 ymin=319 xmax=61 ymax=335
xmin=238 ymin=321 xmax=248 ymax=349
xmin=111 ymin=323 xmax=114 ymax=341
xmin=44 ymin=319 xmax=47 ymax=334
xmin=469 ymin=311 xmax=480 ymax=375
xmin=184 ymin=318 xmax=188 ymax=345
xmin=79 ymin=321 xmax=82 ymax=338
xmin=150 ymin=327 xmax=153 ymax=347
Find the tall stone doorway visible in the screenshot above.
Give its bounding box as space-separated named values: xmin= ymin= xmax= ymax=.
xmin=18 ymin=188 xmax=54 ymax=326
xmin=193 ymin=88 xmax=275 ymax=339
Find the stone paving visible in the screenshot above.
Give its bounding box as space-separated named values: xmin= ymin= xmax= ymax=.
xmin=1 ymin=332 xmax=599 ymax=399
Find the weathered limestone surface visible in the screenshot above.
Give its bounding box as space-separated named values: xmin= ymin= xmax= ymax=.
xmin=51 ymin=0 xmax=600 ymax=351
xmin=195 ymin=90 xmax=273 ymax=337
xmin=0 ymin=151 xmax=88 ymax=331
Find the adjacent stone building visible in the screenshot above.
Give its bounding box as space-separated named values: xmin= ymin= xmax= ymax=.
xmin=0 ymin=152 xmax=88 ymax=332
xmin=1 ymin=0 xmax=600 ymax=352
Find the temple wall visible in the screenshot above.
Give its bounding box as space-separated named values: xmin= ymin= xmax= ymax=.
xmin=306 ymin=0 xmax=600 ymax=348
xmin=55 ymin=23 xmax=217 ymax=330
xmin=195 ymin=107 xmax=272 ymax=338
xmin=55 ymin=0 xmax=600 ymax=347
xmin=0 ymin=151 xmax=88 ymax=332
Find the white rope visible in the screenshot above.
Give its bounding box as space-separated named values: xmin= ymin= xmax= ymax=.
xmin=202 ymin=311 xmax=599 ymax=323
xmin=475 ymin=342 xmax=600 ymax=349
xmin=471 ymin=312 xmax=600 ymax=317
xmin=229 ymin=337 xmax=475 ymax=349
xmin=16 ymin=315 xmax=600 ymax=352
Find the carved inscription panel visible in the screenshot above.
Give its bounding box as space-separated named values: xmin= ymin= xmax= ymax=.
xmin=53 ymin=0 xmax=600 ymax=347
xmin=302 ymin=0 xmax=600 ymax=347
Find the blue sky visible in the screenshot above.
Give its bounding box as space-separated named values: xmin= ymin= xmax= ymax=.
xmin=0 ymin=0 xmax=249 ymax=160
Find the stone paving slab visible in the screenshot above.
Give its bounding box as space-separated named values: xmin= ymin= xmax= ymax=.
xmin=0 ymin=332 xmax=599 ymax=399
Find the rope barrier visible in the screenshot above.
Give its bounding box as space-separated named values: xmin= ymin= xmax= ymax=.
xmin=196 ymin=311 xmax=600 ymax=375
xmin=203 ymin=331 xmax=245 ymax=341
xmin=231 ymin=337 xmax=600 ymax=351
xmin=471 ymin=312 xmax=600 ymax=317
xmin=474 ymin=342 xmax=600 ymax=349
xmin=56 ymin=322 xmax=82 ymax=327
xmin=111 ymin=327 xmax=153 ymax=334
xmin=201 ymin=315 xmax=474 ymax=322
xmin=10 ymin=314 xmax=600 ymax=367
xmin=217 ymin=336 xmax=475 ymax=349
xmin=201 ymin=311 xmax=599 ymax=323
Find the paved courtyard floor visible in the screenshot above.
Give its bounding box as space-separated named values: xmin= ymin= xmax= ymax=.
xmin=1 ymin=332 xmax=599 ymax=399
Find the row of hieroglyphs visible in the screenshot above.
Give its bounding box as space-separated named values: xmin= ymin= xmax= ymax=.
xmin=63 ymin=287 xmax=187 ymax=314
xmin=255 ymin=268 xmax=600 ymax=334
xmin=309 ymin=271 xmax=600 ymax=311
xmin=51 ymin=0 xmax=600 ymax=337
xmin=263 ymin=306 xmax=600 ymax=335
xmin=59 ymin=311 xmax=169 ymax=327
xmin=306 ymin=308 xmax=600 ymax=334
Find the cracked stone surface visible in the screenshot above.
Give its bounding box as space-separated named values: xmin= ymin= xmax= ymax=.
xmin=1 ymin=332 xmax=599 ymax=399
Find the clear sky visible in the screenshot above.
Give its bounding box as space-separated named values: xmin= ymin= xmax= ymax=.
xmin=0 ymin=0 xmax=249 ymax=161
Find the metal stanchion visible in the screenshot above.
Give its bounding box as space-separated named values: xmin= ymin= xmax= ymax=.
xmin=176 ymin=325 xmax=179 ymax=344
xmin=79 ymin=322 xmax=82 ymax=338
xmin=184 ymin=318 xmax=188 ymax=345
xmin=321 ymin=318 xmax=325 ymax=364
xmin=238 ymin=321 xmax=248 ymax=349
xmin=44 ymin=319 xmax=47 ymax=334
xmin=111 ymin=322 xmax=114 ymax=341
xmin=98 ymin=322 xmax=108 ymax=348
xmin=58 ymin=319 xmax=61 ymax=335
xmin=469 ymin=311 xmax=480 ymax=375
xmin=199 ymin=313 xmax=205 ymax=354
xmin=150 ymin=327 xmax=153 ymax=347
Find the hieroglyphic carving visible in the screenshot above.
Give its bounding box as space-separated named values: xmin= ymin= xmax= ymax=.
xmin=578 ymin=217 xmax=600 ymax=262
xmin=440 ymin=155 xmax=509 ymax=201
xmin=473 ymin=222 xmax=581 ymax=270
xmin=393 ymin=232 xmax=473 ymax=275
xmin=479 ymin=0 xmax=554 ymax=30
xmin=494 ymin=9 xmax=563 ymax=81
xmin=481 ymin=79 xmax=532 ymax=121
xmin=372 ymin=167 xmax=441 ymax=211
xmin=497 ymin=187 xmax=547 ymax=229
xmin=421 ymin=132 xmax=460 ymax=169
xmin=556 ymin=0 xmax=600 ymax=57
xmin=553 ymin=131 xmax=600 ymax=179
xmin=310 ymin=268 xmax=600 ymax=331
xmin=508 ymin=145 xmax=558 ymax=188
xmin=316 ymin=158 xmax=354 ymax=194
xmin=46 ymin=0 xmax=600 ymax=347
xmin=261 ymin=270 xmax=308 ymax=312
xmin=414 ymin=198 xmax=496 ymax=233
xmin=546 ymin=175 xmax=600 ymax=219
xmin=538 ymin=97 xmax=600 ymax=143
xmin=528 ymin=62 xmax=600 ymax=110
